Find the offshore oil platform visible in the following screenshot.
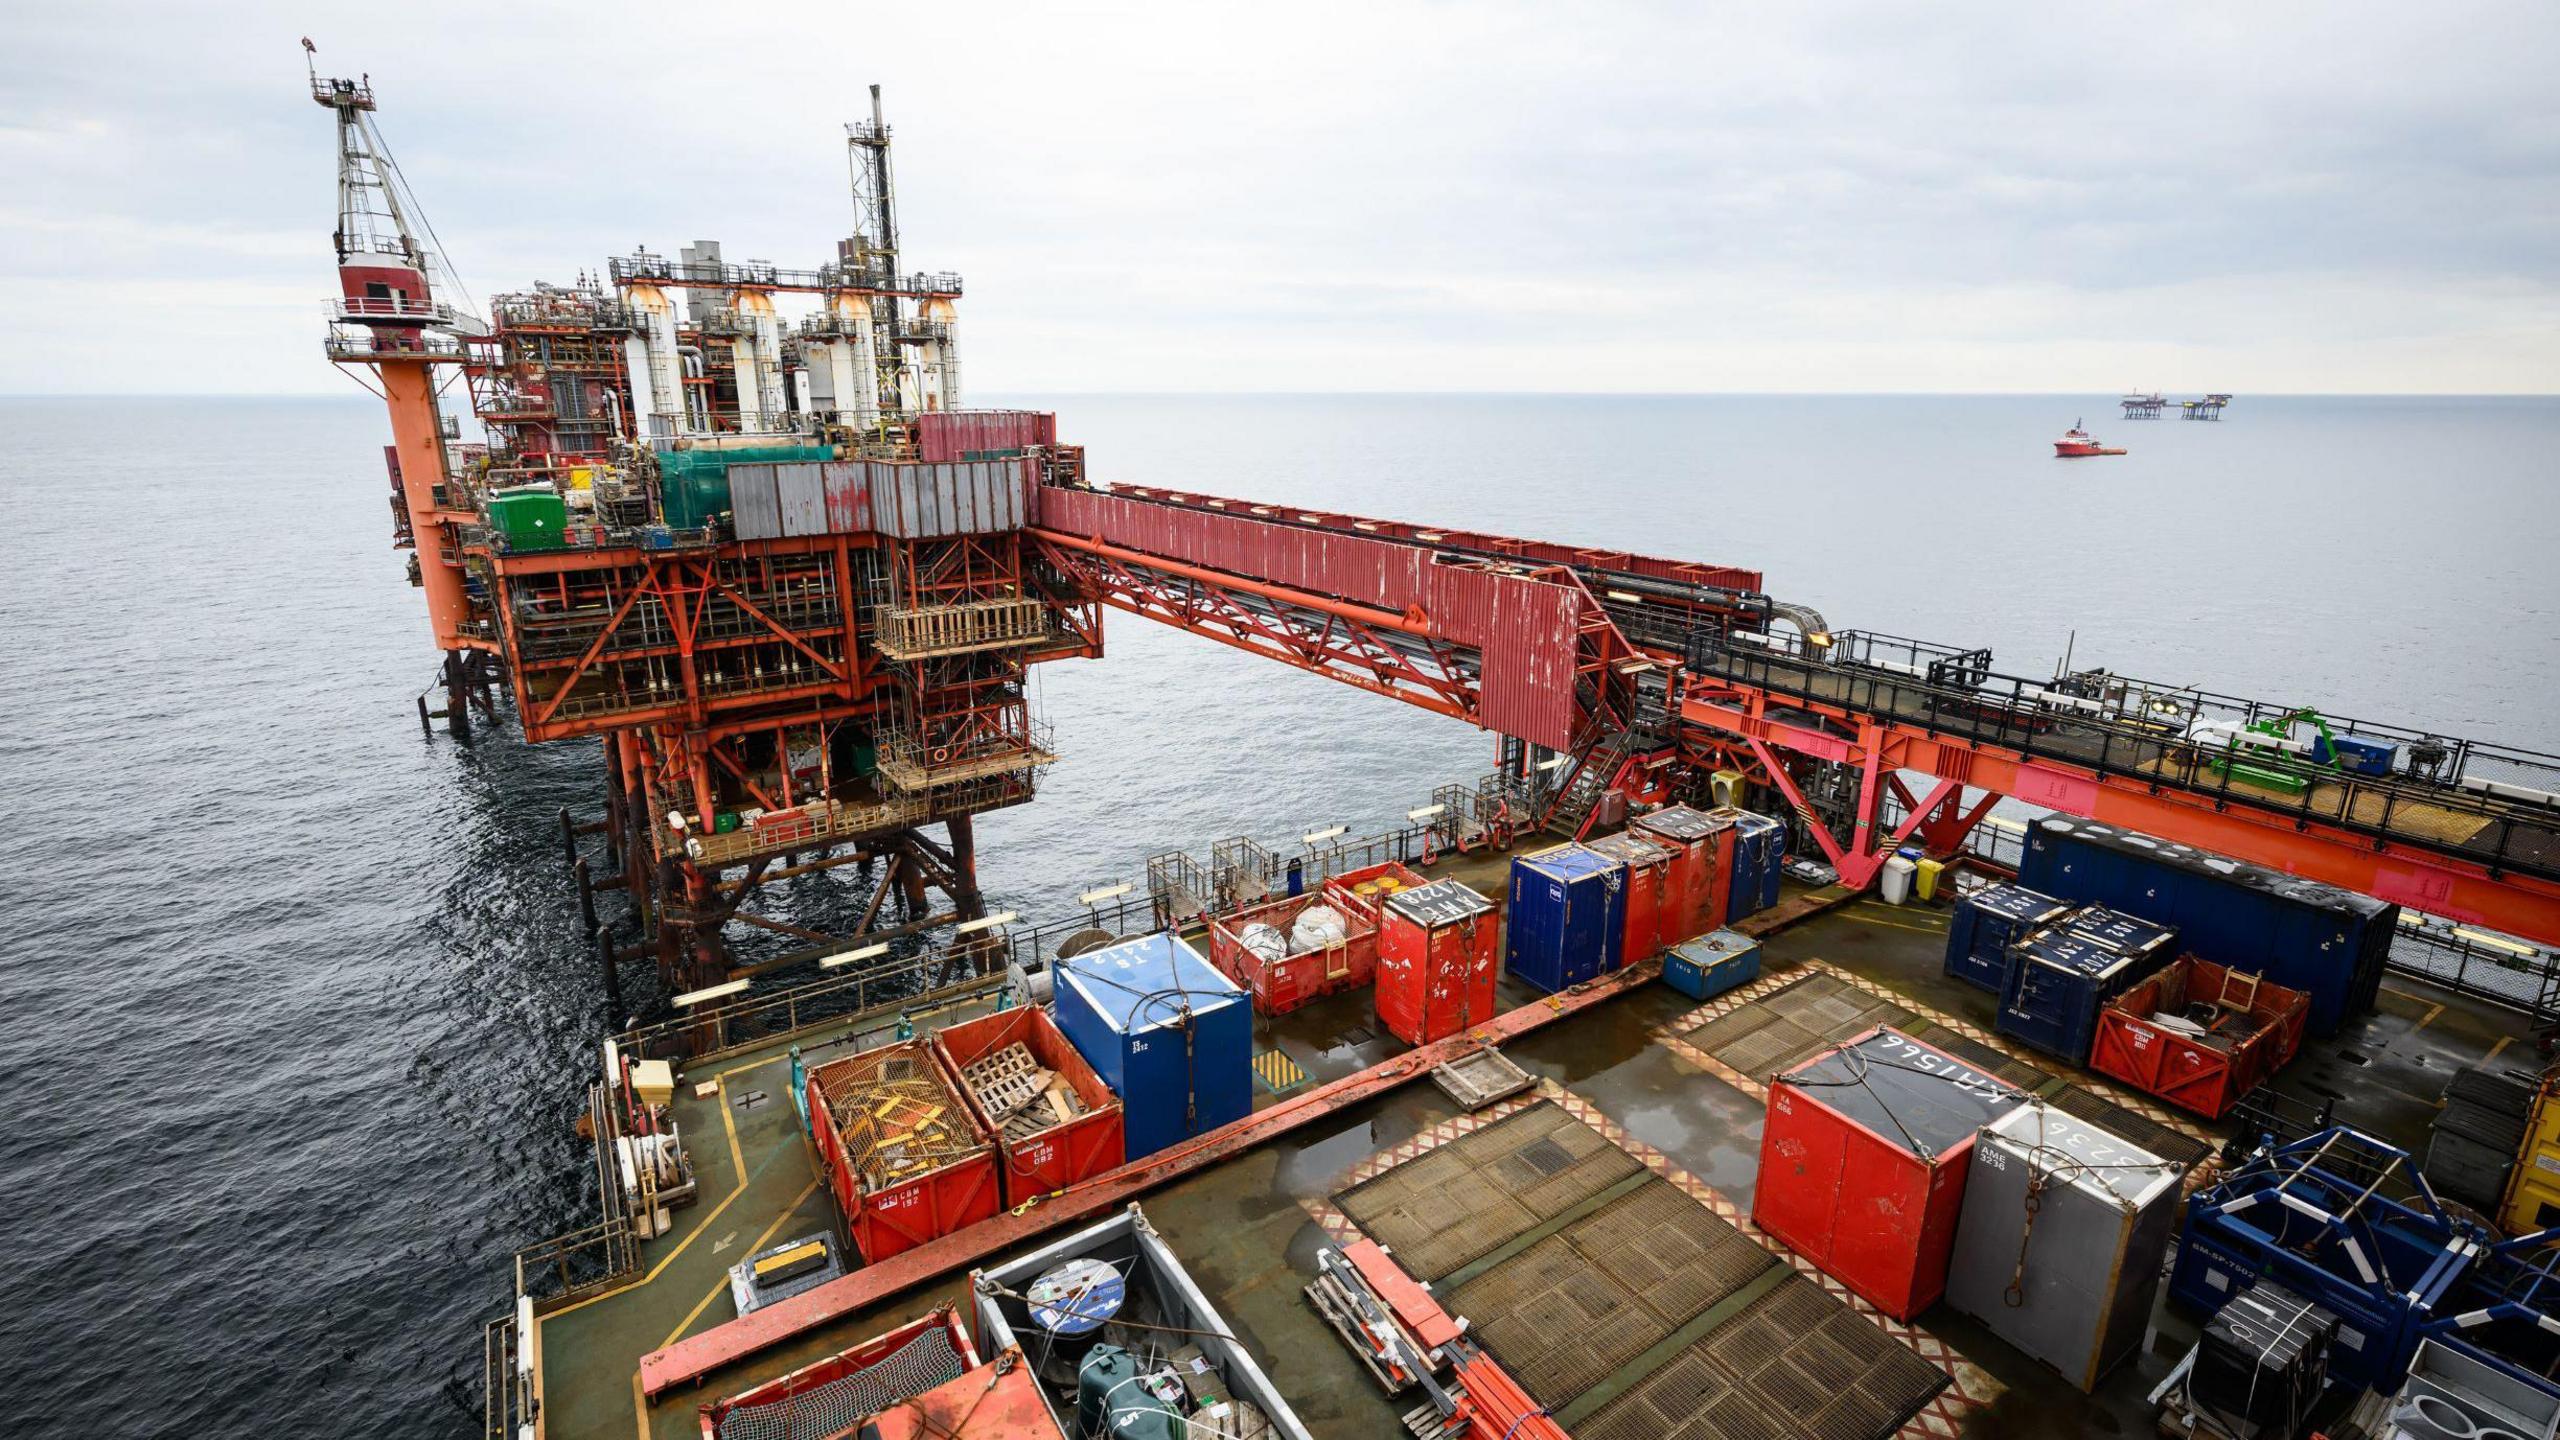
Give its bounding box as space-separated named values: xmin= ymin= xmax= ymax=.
xmin=318 ymin=66 xmax=2560 ymax=1440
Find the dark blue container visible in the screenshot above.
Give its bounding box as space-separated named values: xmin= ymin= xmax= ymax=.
xmin=2061 ymin=905 xmax=2179 ymax=968
xmin=1506 ymin=845 xmax=1627 ymax=993
xmin=1995 ymin=925 xmax=2173 ymax=1066
xmin=1942 ymin=884 xmax=2073 ymax=992
xmin=1717 ymin=810 xmax=1788 ymax=919
xmin=1052 ymin=933 xmax=1253 ymax=1161
xmin=1664 ymin=930 xmax=1762 ymax=1001
xmin=2313 ymin=733 xmax=2398 ymax=777
xmin=2018 ymin=818 xmax=2398 ymax=1036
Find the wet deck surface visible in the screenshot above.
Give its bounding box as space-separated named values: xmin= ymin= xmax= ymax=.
xmin=536 ymin=868 xmax=2537 ymax=1440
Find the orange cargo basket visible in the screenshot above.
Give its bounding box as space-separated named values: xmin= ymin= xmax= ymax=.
xmin=2088 ymin=955 xmax=2310 ymax=1120
xmin=1205 ymin=889 xmax=1380 ymax=1014
xmin=804 ymin=1040 xmax=1002 ymax=1264
xmin=931 ymin=1006 xmax=1125 ymax=1209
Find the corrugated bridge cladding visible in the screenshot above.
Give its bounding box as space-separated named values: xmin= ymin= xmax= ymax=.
xmin=1038 ymin=486 xmax=1609 ymax=752
xmin=1335 ymin=1101 xmax=1949 ymax=1440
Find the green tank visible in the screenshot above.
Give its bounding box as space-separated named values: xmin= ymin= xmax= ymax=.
xmin=486 ymin=486 xmax=568 ymax=552
xmin=654 ymin=445 xmax=832 ymax=531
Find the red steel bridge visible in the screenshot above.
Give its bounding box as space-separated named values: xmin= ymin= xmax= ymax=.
xmin=1033 ymin=480 xmax=2560 ymax=949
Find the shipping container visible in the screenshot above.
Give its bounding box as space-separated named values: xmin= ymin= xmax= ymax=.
xmin=2089 ymin=956 xmax=2310 ymax=1119
xmin=2019 ymin=817 xmax=2399 ymax=1036
xmin=1711 ymin=808 xmax=1787 ymax=920
xmin=1632 ymin=804 xmax=1738 ymax=942
xmin=1504 ymin=844 xmax=1626 ymax=993
xmin=1945 ymin=1105 xmax=2183 ymax=1391
xmin=2060 ymin=905 xmax=2179 ymax=966
xmin=1584 ymin=830 xmax=1677 ymax=965
xmin=487 ymin=486 xmax=568 ymax=551
xmin=1662 ymin=929 xmax=1761 ymax=1002
xmin=1052 ymin=934 xmax=1252 ymax=1160
xmin=1204 ymin=890 xmax=1377 ymax=1015
xmin=932 ymin=1006 xmax=1125 ymax=1207
xmin=1373 ymin=879 xmax=1498 ymax=1046
xmin=1754 ymin=1027 xmax=2026 ymax=1319
xmin=973 ymin=1205 xmax=1316 ymax=1440
xmin=696 ymin=1307 xmax=993 ymax=1440
xmin=2500 ymin=1075 xmax=2560 ymax=1234
xmin=1942 ymin=883 xmax=2073 ymax=992
xmin=804 ymin=1039 xmax=1002 ymax=1264
xmin=1994 ymin=924 xmax=2176 ymax=1067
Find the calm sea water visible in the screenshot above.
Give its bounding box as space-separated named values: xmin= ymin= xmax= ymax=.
xmin=0 ymin=393 xmax=2553 ymax=1435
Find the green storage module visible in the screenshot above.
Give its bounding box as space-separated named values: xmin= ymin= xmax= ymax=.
xmin=487 ymin=487 xmax=569 ymax=551
xmin=654 ymin=444 xmax=833 ymax=531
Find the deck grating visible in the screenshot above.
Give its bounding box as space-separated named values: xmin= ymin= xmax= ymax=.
xmin=1334 ymin=1102 xmax=1639 ymax=1281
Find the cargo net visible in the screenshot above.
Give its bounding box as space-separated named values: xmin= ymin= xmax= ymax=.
xmin=959 ymin=1041 xmax=1091 ymax=1143
xmin=709 ymin=1325 xmax=967 ymax=1440
xmin=824 ymin=1051 xmax=977 ymax=1184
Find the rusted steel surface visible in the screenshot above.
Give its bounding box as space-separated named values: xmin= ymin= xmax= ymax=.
xmin=637 ymin=954 xmax=1668 ymax=1400
xmin=1092 ymin=481 xmax=1765 ymax=595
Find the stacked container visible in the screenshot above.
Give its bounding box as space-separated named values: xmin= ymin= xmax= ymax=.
xmin=1319 ymin=860 xmax=1429 ymax=934
xmin=1583 ymin=830 xmax=1678 ymax=966
xmin=932 ymin=1006 xmax=1125 ymax=1207
xmin=804 ymin=1039 xmax=1002 ymax=1263
xmin=1373 ymin=879 xmax=1499 ymax=1046
xmin=1053 ymin=934 xmax=1253 ymax=1161
xmin=2020 ymin=817 xmax=2400 ymax=1036
xmin=1204 ymin=890 xmax=1377 ymax=1015
xmin=1754 ymin=1027 xmax=2025 ymax=1319
xmin=1945 ymin=1104 xmax=2184 ymax=1391
xmin=1632 ymin=804 xmax=1737 ymax=942
xmin=1994 ymin=915 xmax=2179 ymax=1067
xmin=1504 ymin=844 xmax=1626 ymax=993
xmin=1942 ymin=884 xmax=2073 ymax=992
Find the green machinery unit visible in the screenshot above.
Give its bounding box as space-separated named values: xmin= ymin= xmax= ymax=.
xmin=654 ymin=444 xmax=833 ymax=531
xmin=486 ymin=486 xmax=569 ymax=552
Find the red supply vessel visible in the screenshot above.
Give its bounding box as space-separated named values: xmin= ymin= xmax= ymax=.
xmin=1754 ymin=1027 xmax=2026 ymax=1320
xmin=1632 ymin=804 xmax=1737 ymax=943
xmin=1206 ymin=889 xmax=1378 ymax=1014
xmin=2089 ymin=956 xmax=2310 ymax=1119
xmin=931 ymin=1005 xmax=1125 ymax=1207
xmin=1373 ymin=878 xmax=1499 ymax=1046
xmin=1583 ymin=831 xmax=1677 ymax=966
xmin=805 ymin=1040 xmax=1003 ymax=1264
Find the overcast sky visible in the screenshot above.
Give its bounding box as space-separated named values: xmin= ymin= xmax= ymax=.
xmin=5 ymin=0 xmax=2555 ymax=394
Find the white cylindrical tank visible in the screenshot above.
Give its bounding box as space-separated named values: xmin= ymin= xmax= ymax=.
xmin=919 ymin=296 xmax=960 ymax=411
xmin=627 ymin=285 xmax=684 ymax=435
xmin=830 ymin=294 xmax=880 ymax=427
xmin=733 ymin=292 xmax=784 ymax=430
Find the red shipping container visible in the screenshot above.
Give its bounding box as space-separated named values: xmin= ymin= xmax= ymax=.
xmin=931 ymin=1006 xmax=1125 ymax=1207
xmin=1754 ymin=1028 xmax=2025 ymax=1320
xmin=2089 ymin=956 xmax=2310 ymax=1119
xmin=1322 ymin=860 xmax=1429 ymax=930
xmin=1205 ymin=890 xmax=1378 ymax=1014
xmin=1375 ymin=879 xmax=1500 ymax=1046
xmin=1583 ymin=831 xmax=1676 ymax=966
xmin=805 ymin=1040 xmax=1002 ymax=1264
xmin=1633 ymin=805 xmax=1737 ymax=943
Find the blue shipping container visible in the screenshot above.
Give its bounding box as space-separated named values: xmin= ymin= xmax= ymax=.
xmin=1506 ymin=845 xmax=1626 ymax=993
xmin=1052 ymin=933 xmax=1253 ymax=1161
xmin=1715 ymin=809 xmax=1788 ymax=919
xmin=2019 ymin=818 xmax=2398 ymax=1036
xmin=2312 ymin=733 xmax=2398 ymax=777
xmin=1664 ymin=930 xmax=1763 ymax=1001
xmin=1996 ymin=926 xmax=2173 ymax=1067
xmin=2060 ymin=905 xmax=2179 ymax=967
xmin=1942 ymin=884 xmax=2073 ymax=992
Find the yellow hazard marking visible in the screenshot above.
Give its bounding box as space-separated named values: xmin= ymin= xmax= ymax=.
xmin=662 ymin=1179 xmax=820 ymax=1348
xmin=1253 ymin=1047 xmax=1308 ymax=1092
xmin=541 ymin=1076 xmax=753 ymax=1321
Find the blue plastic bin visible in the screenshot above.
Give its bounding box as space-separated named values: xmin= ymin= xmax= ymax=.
xmin=1052 ymin=933 xmax=1253 ymax=1161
